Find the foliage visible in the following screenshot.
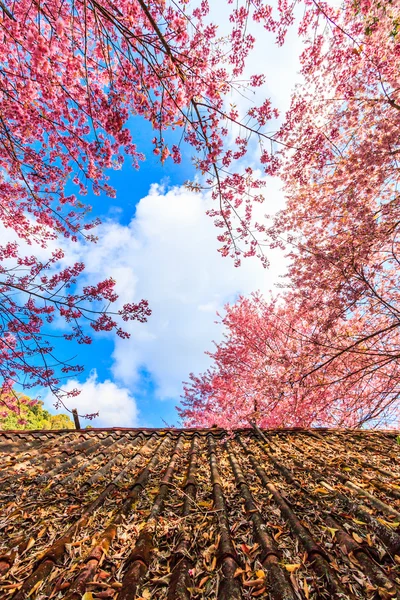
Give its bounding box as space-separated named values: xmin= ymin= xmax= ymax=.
xmin=0 ymin=0 xmax=289 ymax=415
xmin=2 ymin=0 xmax=400 ymax=427
xmin=0 ymin=396 xmax=74 ymax=430
xmin=180 ymin=293 xmax=400 ymax=428
xmin=181 ymin=0 xmax=400 ymax=429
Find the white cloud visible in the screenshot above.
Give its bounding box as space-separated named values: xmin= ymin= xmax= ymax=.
xmin=75 ymin=181 xmax=287 ymax=402
xmin=42 ymin=370 xmax=139 ymax=427
xmin=0 ymin=3 xmax=306 ymax=424
xmin=0 ymin=177 xmax=287 ymax=422
xmin=207 ymin=0 xmax=304 ymax=115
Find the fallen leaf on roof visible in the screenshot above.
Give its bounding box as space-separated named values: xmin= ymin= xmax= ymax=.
xmin=284 ymin=563 xmax=301 ymax=572
xmin=314 ymin=487 xmax=329 ymax=494
xmin=252 ymin=586 xmax=266 ymax=596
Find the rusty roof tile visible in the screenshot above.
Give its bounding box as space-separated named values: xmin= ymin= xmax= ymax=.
xmin=0 ymin=428 xmax=399 ymax=599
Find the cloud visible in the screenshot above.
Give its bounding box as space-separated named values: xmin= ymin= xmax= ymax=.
xmin=207 ymin=0 xmax=304 ymax=114
xmin=42 ymin=370 xmax=139 ymax=427
xmin=97 ymin=7 xmax=309 ymax=408
xmin=75 ymin=181 xmax=287 ymax=403
xmin=0 ymin=176 xmax=287 ymax=422
xmin=1 ymin=6 xmax=304 ymax=424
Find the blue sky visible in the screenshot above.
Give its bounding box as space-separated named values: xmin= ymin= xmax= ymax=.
xmin=36 ymin=10 xmax=305 ymax=428
xmin=40 ymin=120 xmax=198 ymax=427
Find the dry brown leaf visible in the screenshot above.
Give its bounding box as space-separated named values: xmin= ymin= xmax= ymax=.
xmin=111 ymin=582 xmax=123 ymax=589
xmin=37 ymin=527 xmax=47 ymax=539
xmin=25 ymin=537 xmax=35 ymax=552
xmin=348 ymin=551 xmax=360 ymax=566
xmin=377 ymin=586 xmax=397 ymax=599
xmin=255 ymin=570 xmax=265 ymax=578
xmin=243 ymin=577 xmax=265 ymax=587
xmin=252 ymin=587 xmax=266 ymax=597
xmin=303 ymin=578 xmax=310 ymax=599
xmin=241 ymin=543 xmax=251 ymax=555
xmin=210 ymin=555 xmax=217 ymax=571
xmin=199 ymin=575 xmax=209 ymax=588
xmin=290 ymin=572 xmax=300 ymax=592
xmin=352 ymin=532 xmax=364 ymax=544
xmin=87 ymin=581 xmax=110 ymax=589
xmin=377 ymin=518 xmax=400 ymax=530
xmin=98 ymin=570 xmax=110 ymax=580
xmin=285 ymin=564 xmax=301 ymax=573
xmin=0 ymin=583 xmax=22 ymax=590
xmin=27 ymin=580 xmax=42 ymax=596
xmin=273 ymin=530 xmax=283 ymax=541
xmin=324 ymin=527 xmax=337 ymax=539
xmin=58 ymin=582 xmax=71 ymax=591
xmin=249 ymin=543 xmax=260 ymax=554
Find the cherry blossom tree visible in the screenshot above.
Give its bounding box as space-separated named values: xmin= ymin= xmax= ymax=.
xmin=275 ymin=0 xmax=400 ymax=424
xmin=279 ymin=0 xmax=400 ymax=316
xmin=0 ymin=0 xmax=296 ymax=419
xmin=179 ymin=293 xmax=400 ymax=428
xmin=181 ymin=0 xmax=400 ymax=429
xmin=0 ymin=0 xmax=275 ymax=415
xmin=3 ymin=0 xmax=399 ymax=425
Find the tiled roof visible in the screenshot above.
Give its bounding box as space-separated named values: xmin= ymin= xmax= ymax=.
xmin=0 ymin=427 xmax=399 ymax=599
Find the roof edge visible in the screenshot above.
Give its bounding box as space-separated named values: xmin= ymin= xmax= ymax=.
xmin=0 ymin=426 xmax=399 ymax=436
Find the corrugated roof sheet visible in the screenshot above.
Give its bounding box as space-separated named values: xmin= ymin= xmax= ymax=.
xmin=0 ymin=428 xmax=399 ymax=599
